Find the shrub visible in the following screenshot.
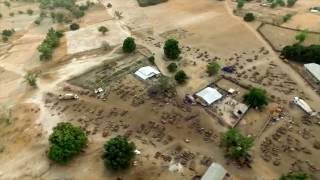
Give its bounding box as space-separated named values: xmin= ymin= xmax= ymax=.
xmin=243 ymin=13 xmax=255 ymax=22
xmin=0 ymin=14 xmax=2 ymax=18
xmin=164 ymin=39 xmax=181 ymax=60
xmin=167 ymin=62 xmax=178 ymax=73
xmin=122 ymin=37 xmax=136 ymax=53
xmin=101 ymin=41 xmax=110 ymax=51
xmin=237 ymin=0 xmax=245 ymax=9
xmin=98 ymin=26 xmax=108 ymax=35
xmin=2 ymin=29 xmax=14 ymax=37
xmin=283 ymin=14 xmax=292 ymax=22
xmin=38 ymin=28 xmax=64 ymax=60
xmin=207 ymin=62 xmax=220 ymax=76
xmin=280 ymin=171 xmax=310 ymax=180
xmin=103 ymin=136 xmax=135 ymax=170
xmin=295 ymin=29 xmax=308 ymax=43
xmin=27 ymin=9 xmax=34 ymax=15
xmin=2 ymin=36 xmax=8 ymax=42
xmin=148 ymin=76 xmax=176 ymax=98
xmin=9 ymin=12 xmax=15 ymax=17
xmin=174 ymin=70 xmax=187 ymax=84
xmin=287 ymin=0 xmax=297 ymax=7
xmin=25 ymin=73 xmax=37 ymax=87
xmin=244 ymin=87 xmax=268 ymax=109
xmin=221 ymin=129 xmax=253 ymax=160
xmin=281 ymin=44 xmax=320 ymax=64
xmin=48 ymin=122 xmax=88 ymax=164
xmin=69 ymin=23 xmax=80 ymax=31
xmin=148 ymin=56 xmax=155 ymax=64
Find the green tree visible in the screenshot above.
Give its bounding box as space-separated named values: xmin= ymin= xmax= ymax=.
xmin=70 ymin=23 xmax=80 ymax=31
xmin=244 ymin=87 xmax=268 ymax=109
xmin=148 ymin=56 xmax=155 ymax=64
xmin=164 ymin=39 xmax=181 ymax=60
xmin=295 ymin=29 xmax=308 ymax=43
xmin=27 ymin=9 xmax=34 ymax=15
xmin=98 ymin=26 xmax=108 ymax=35
xmin=281 ymin=44 xmax=320 ymax=64
xmin=174 ymin=70 xmax=188 ymax=84
xmin=286 ymin=0 xmax=297 ymax=7
xmin=48 ymin=122 xmax=88 ymax=164
xmin=237 ymin=0 xmax=245 ymax=9
xmin=122 ymin=37 xmax=136 ymax=53
xmin=243 ymin=13 xmax=255 ymax=22
xmin=207 ymin=62 xmax=220 ymax=76
xmin=167 ymin=62 xmax=178 ymax=73
xmin=103 ymin=136 xmax=136 ymax=170
xmin=221 ymin=128 xmax=253 ymax=160
xmin=280 ymin=171 xmax=310 ymax=180
xmin=25 ymin=73 xmax=37 ymax=87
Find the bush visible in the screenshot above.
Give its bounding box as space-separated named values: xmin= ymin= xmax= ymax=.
xmin=2 ymin=36 xmax=8 ymax=42
xmin=148 ymin=56 xmax=155 ymax=64
xmin=237 ymin=0 xmax=245 ymax=9
xmin=148 ymin=76 xmax=176 ymax=98
xmin=164 ymin=39 xmax=181 ymax=60
xmin=174 ymin=70 xmax=187 ymax=84
xmin=221 ymin=129 xmax=253 ymax=160
xmin=2 ymin=29 xmax=14 ymax=37
xmin=27 ymin=9 xmax=34 ymax=15
xmin=280 ymin=171 xmax=310 ymax=180
xmin=122 ymin=37 xmax=136 ymax=53
xmin=103 ymin=136 xmax=135 ymax=170
xmin=38 ymin=28 xmax=64 ymax=60
xmin=25 ymin=73 xmax=37 ymax=87
xmin=287 ymin=0 xmax=297 ymax=7
xmin=244 ymin=87 xmax=268 ymax=109
xmin=281 ymin=44 xmax=320 ymax=64
xmin=9 ymin=12 xmax=15 ymax=17
xmin=283 ymin=14 xmax=292 ymax=22
xmin=243 ymin=13 xmax=255 ymax=22
xmin=295 ymin=29 xmax=308 ymax=43
xmin=207 ymin=62 xmax=220 ymax=76
xmin=0 ymin=14 xmax=2 ymax=18
xmin=48 ymin=122 xmax=88 ymax=164
xmin=167 ymin=62 xmax=178 ymax=73
xmin=98 ymin=26 xmax=108 ymax=35
xmin=69 ymin=23 xmax=80 ymax=31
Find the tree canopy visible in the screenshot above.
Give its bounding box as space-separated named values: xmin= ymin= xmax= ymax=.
xmin=122 ymin=37 xmax=136 ymax=53
xmin=295 ymin=29 xmax=308 ymax=43
xmin=281 ymin=44 xmax=320 ymax=64
xmin=207 ymin=62 xmax=220 ymax=76
xmin=174 ymin=70 xmax=188 ymax=84
xmin=38 ymin=28 xmax=64 ymax=60
xmin=244 ymin=87 xmax=268 ymax=109
xmin=280 ymin=171 xmax=310 ymax=180
xmin=221 ymin=128 xmax=254 ymax=160
xmin=243 ymin=13 xmax=255 ymax=22
xmin=164 ymin=39 xmax=181 ymax=60
xmin=167 ymin=62 xmax=178 ymax=73
xmin=48 ymin=122 xmax=88 ymax=164
xmin=103 ymin=136 xmax=136 ymax=170
xmin=98 ymin=26 xmax=108 ymax=35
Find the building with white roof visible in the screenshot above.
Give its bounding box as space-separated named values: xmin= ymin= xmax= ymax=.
xmin=195 ymin=87 xmax=223 ymax=106
xmin=201 ymin=163 xmax=231 ymax=180
xmin=304 ymin=63 xmax=320 ymax=83
xmin=134 ymin=66 xmax=160 ymax=80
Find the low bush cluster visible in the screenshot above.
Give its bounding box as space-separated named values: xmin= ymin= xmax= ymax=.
xmin=38 ymin=28 xmax=64 ymax=60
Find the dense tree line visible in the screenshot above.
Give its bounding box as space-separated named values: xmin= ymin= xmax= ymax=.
xmin=281 ymin=44 xmax=320 ymax=64
xmin=38 ymin=28 xmax=64 ymax=60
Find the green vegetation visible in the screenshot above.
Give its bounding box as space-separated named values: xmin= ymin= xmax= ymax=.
xmin=122 ymin=37 xmax=136 ymax=53
xmin=174 ymin=70 xmax=187 ymax=84
xmin=243 ymin=13 xmax=255 ymax=22
xmin=237 ymin=0 xmax=245 ymax=9
xmin=221 ymin=128 xmax=253 ymax=160
xmin=98 ymin=26 xmax=108 ymax=35
xmin=148 ymin=76 xmax=176 ymax=98
xmin=167 ymin=62 xmax=178 ymax=73
xmin=0 ymin=14 xmax=2 ymax=18
xmin=164 ymin=39 xmax=181 ymax=60
xmin=207 ymin=62 xmax=220 ymax=76
xmin=1 ymin=29 xmax=15 ymax=42
xmin=25 ymin=73 xmax=37 ymax=87
xmin=38 ymin=28 xmax=64 ymax=60
xmin=148 ymin=56 xmax=155 ymax=64
xmin=137 ymin=0 xmax=168 ymax=7
xmin=280 ymin=171 xmax=310 ymax=180
xmin=4 ymin=1 xmax=11 ymax=7
xmin=27 ymin=9 xmax=34 ymax=15
xmin=295 ymin=29 xmax=308 ymax=43
xmin=9 ymin=12 xmax=15 ymax=17
xmin=244 ymin=87 xmax=268 ymax=109
xmin=283 ymin=14 xmax=292 ymax=22
xmin=286 ymin=0 xmax=298 ymax=7
xmin=102 ymin=136 xmax=136 ymax=170
xmin=70 ymin=23 xmax=80 ymax=31
xmin=281 ymin=44 xmax=320 ymax=64
xmin=48 ymin=122 xmax=88 ymax=164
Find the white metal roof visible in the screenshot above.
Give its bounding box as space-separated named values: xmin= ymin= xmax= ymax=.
xmin=134 ymin=66 xmax=160 ymax=80
xmin=196 ymin=87 xmax=223 ymax=105
xmin=304 ymin=63 xmax=320 ymax=81
xmin=201 ymin=163 xmax=227 ymax=180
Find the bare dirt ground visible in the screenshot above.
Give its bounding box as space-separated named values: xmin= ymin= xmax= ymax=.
xmin=0 ymin=0 xmax=320 ymax=179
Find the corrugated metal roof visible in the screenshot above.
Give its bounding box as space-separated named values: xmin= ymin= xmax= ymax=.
xmin=196 ymin=87 xmax=223 ymax=105
xmin=304 ymin=63 xmax=320 ymax=82
xmin=134 ymin=66 xmax=160 ymax=80
xmin=201 ymin=163 xmax=227 ymax=180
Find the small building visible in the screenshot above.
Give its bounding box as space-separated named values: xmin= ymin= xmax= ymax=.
xmin=201 ymin=163 xmax=231 ymax=180
xmin=233 ymin=103 xmax=249 ymax=119
xmin=195 ymin=87 xmax=223 ymax=106
xmin=134 ymin=66 xmax=160 ymax=80
xmin=304 ymin=63 xmax=320 ymax=84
